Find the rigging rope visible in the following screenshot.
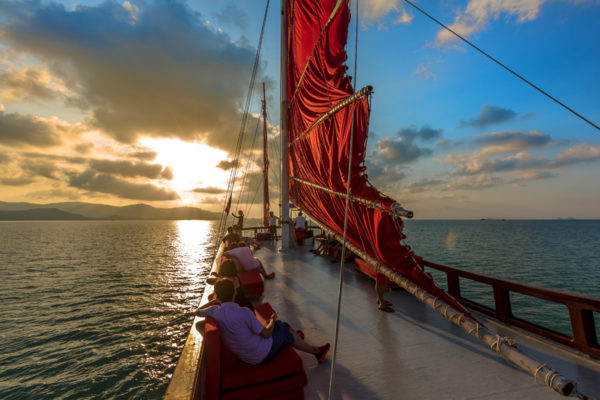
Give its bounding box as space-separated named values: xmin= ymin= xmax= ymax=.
xmin=328 ymin=0 xmax=359 ymax=397
xmin=212 ymin=0 xmax=271 ymax=257
xmin=402 ymin=0 xmax=600 ymax=132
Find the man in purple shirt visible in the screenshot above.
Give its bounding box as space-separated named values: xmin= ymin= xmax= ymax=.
xmin=197 ymin=279 xmax=330 ymax=365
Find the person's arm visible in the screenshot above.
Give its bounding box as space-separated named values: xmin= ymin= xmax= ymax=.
xmin=259 ymin=314 xmax=277 ymax=338
xmin=195 ymin=302 xmax=220 ymax=317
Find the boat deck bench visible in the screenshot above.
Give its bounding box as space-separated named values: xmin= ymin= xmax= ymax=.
xmin=204 ymin=303 xmax=307 ymax=400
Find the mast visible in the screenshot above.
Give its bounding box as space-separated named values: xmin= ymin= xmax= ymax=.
xmin=280 ymin=0 xmax=290 ymax=248
xmin=262 ymin=82 xmax=270 ymax=228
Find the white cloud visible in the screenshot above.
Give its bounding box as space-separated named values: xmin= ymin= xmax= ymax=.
xmin=434 ymin=0 xmax=547 ymax=46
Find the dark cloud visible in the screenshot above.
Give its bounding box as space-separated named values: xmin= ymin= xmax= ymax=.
xmin=376 ymin=137 xmax=432 ymax=164
xmin=68 ymin=169 xmax=179 ymax=201
xmin=0 ymin=176 xmax=35 ymax=185
xmin=0 ymin=0 xmax=262 ymax=152
xmin=131 ymin=150 xmax=158 ymax=161
xmin=21 ymin=152 xmax=87 ymax=164
xmin=372 ymin=125 xmax=441 ymax=165
xmin=74 ymin=142 xmax=94 ymax=154
xmin=89 ymin=159 xmax=173 ymax=180
xmin=443 ymin=175 xmax=503 ymax=191
xmin=0 ymin=111 xmax=72 ymax=147
xmin=460 ymin=105 xmax=517 ymax=128
xmin=397 ymin=125 xmax=442 ymax=142
xmin=217 ymin=159 xmax=238 ymax=170
xmin=191 ymin=186 xmax=226 ymax=194
xmin=21 ymin=160 xmax=59 ymax=179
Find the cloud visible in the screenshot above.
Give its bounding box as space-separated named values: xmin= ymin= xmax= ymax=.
xmin=68 ymin=169 xmax=179 ymax=201
xmin=191 ymin=186 xmax=226 ymax=194
xmin=130 ymin=150 xmax=158 ymax=161
xmin=511 ymin=171 xmax=557 ymax=183
xmin=460 ymin=105 xmax=517 ymax=128
xmin=473 ymin=130 xmax=551 ymax=155
xmin=374 ymin=125 xmax=441 ymax=164
xmin=442 ymin=143 xmax=600 ymax=175
xmin=367 ymin=165 xmax=406 ymax=191
xmin=402 ymin=179 xmax=445 ymax=193
xmin=89 ymin=159 xmax=173 ymax=180
xmin=217 ymin=159 xmax=238 ymax=170
xmin=215 ymin=1 xmax=248 ymax=30
xmin=0 ymin=67 xmax=61 ymax=102
xmin=74 ymin=142 xmax=94 ymax=154
xmin=0 ymin=111 xmax=83 ymax=147
xmin=360 ymin=0 xmax=412 ymax=25
xmin=414 ymin=65 xmax=436 ymax=80
xmin=21 ymin=160 xmax=59 ymax=180
xmin=443 ymin=174 xmax=503 ymax=190
xmin=0 ymin=0 xmax=263 ymax=152
xmin=434 ymin=0 xmax=548 ymax=46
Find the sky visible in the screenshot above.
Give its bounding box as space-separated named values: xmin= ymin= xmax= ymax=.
xmin=0 ymin=0 xmax=599 ymax=219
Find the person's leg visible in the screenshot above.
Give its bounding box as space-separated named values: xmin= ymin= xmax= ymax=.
xmin=376 ymin=280 xmax=393 ymax=311
xmin=287 ymin=327 xmax=330 ymax=362
xmin=256 ymin=259 xmax=275 ymax=279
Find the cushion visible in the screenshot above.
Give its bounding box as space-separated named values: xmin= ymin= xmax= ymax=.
xmin=238 ymin=269 xmax=264 ymax=296
xmin=204 ymin=317 xmax=221 ymax=400
xmin=221 ymin=372 xmax=306 ymax=400
xmin=221 ymin=345 xmax=304 ymax=389
xmin=253 ymin=302 xmax=276 ymax=325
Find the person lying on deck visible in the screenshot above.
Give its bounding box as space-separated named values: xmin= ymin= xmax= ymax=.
xmin=197 ymin=279 xmax=330 ymax=365
xmin=225 ymin=242 xmax=275 ymax=279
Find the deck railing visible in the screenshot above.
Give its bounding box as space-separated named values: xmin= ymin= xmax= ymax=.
xmin=423 ymin=260 xmax=600 ymax=359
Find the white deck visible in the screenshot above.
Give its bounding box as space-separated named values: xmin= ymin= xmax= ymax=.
xmin=253 ymin=240 xmax=600 ymax=400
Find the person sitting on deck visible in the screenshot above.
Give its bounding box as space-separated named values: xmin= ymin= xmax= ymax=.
xmin=206 ymin=260 xmax=252 ymax=309
xmin=266 ymin=211 xmax=279 ymax=238
xmin=196 ymin=279 xmax=330 ymax=365
xmin=222 ymin=227 xmax=241 ymax=250
xmin=232 ymin=210 xmax=244 ymax=230
xmin=225 ymin=242 xmax=275 ymax=279
xmin=294 ymin=211 xmax=306 ymax=231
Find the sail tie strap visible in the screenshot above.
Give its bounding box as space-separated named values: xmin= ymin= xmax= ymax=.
xmin=290 ymin=177 xmax=413 ymax=219
xmin=289 ymin=86 xmax=373 ymax=147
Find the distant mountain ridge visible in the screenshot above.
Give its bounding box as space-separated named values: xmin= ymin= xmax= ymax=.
xmin=0 ymin=201 xmax=220 ymax=220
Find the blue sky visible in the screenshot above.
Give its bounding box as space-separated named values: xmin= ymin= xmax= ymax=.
xmin=0 ymin=0 xmax=598 ymax=218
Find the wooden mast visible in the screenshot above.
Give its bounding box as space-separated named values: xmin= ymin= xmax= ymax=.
xmin=262 ymin=82 xmax=269 ymax=228
xmin=280 ymin=0 xmax=290 ymax=247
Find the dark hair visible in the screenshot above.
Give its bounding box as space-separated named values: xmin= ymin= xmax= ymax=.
xmin=214 ymin=279 xmax=235 ymax=302
xmin=220 ymin=260 xmax=238 ymax=278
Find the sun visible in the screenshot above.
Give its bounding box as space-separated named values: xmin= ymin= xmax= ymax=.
xmin=141 ymin=138 xmax=229 ymax=204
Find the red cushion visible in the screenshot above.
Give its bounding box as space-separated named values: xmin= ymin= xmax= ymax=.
xmin=222 ymin=372 xmax=306 ymax=400
xmin=238 ymin=269 xmax=264 ymax=295
xmin=221 ymin=345 xmax=304 ymax=389
xmin=253 ymin=302 xmax=276 ymax=325
xmin=204 ymin=317 xmax=221 ymax=400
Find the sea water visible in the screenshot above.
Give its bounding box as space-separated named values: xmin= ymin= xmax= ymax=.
xmin=0 ymin=219 xmax=598 ymax=399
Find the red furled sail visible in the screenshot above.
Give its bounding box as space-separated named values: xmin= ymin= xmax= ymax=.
xmin=285 ymin=0 xmax=468 ymax=314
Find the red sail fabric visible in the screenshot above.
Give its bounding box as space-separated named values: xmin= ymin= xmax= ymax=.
xmin=286 ymin=0 xmax=471 ymax=316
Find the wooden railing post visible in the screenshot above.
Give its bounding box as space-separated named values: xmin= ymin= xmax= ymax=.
xmin=493 ymin=287 xmax=512 ymax=319
xmin=447 ymin=272 xmax=461 ymax=299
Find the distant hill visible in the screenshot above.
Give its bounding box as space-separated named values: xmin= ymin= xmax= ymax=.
xmin=0 ymin=201 xmax=220 ymax=220
xmin=0 ymin=208 xmax=90 ymax=220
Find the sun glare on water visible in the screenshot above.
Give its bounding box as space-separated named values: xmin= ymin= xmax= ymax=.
xmin=141 ymin=138 xmax=229 ymax=203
